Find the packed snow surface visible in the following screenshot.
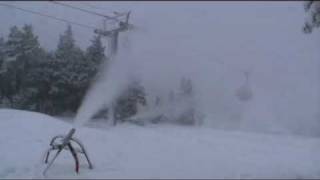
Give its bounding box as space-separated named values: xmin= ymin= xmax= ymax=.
xmin=1 ymin=109 xmax=320 ymax=179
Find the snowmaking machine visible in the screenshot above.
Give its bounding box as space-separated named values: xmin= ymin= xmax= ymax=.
xmin=42 ymin=128 xmax=93 ymax=176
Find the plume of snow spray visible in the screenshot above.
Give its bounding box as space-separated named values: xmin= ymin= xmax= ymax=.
xmin=74 ymin=52 xmax=132 ymax=127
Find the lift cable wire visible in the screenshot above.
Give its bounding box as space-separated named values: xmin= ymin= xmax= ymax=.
xmin=78 ymin=2 xmax=108 ymax=12
xmin=51 ymin=1 xmax=122 ymax=22
xmin=0 ymin=2 xmax=97 ymax=30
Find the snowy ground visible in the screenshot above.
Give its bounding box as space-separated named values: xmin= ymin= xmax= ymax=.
xmin=1 ymin=109 xmax=320 ymax=179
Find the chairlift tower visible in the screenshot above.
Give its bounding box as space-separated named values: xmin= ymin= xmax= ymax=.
xmin=94 ymin=11 xmax=132 ymax=58
xmin=94 ymin=11 xmax=132 ymax=126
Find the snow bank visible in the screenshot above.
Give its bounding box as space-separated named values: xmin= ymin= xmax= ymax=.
xmin=0 ymin=109 xmax=72 ymax=178
xmin=0 ymin=109 xmax=320 ymax=178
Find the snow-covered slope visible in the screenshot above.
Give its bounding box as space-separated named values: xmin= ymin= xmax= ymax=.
xmin=1 ymin=109 xmax=320 ymax=179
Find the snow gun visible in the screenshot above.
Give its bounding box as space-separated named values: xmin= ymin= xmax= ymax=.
xmin=42 ymin=128 xmax=93 ymax=176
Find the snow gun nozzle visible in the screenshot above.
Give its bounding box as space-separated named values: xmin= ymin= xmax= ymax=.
xmin=61 ymin=128 xmax=76 ymax=146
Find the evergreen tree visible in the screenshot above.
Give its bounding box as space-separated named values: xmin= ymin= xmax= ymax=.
xmin=5 ymin=26 xmax=24 ymax=58
xmin=303 ymin=1 xmax=320 ymax=33
xmin=85 ymin=34 xmax=107 ymax=84
xmin=21 ymin=25 xmax=40 ymax=54
xmin=23 ymin=51 xmax=54 ymax=113
xmin=114 ymin=80 xmax=147 ymax=124
xmin=56 ymin=25 xmax=78 ymax=60
xmin=0 ymin=26 xmax=24 ymax=105
xmin=0 ymin=37 xmax=6 ymax=101
xmin=0 ymin=37 xmax=5 ymax=72
xmin=179 ymin=77 xmax=193 ymax=97
xmin=86 ymin=34 xmax=106 ymax=67
xmin=7 ymin=24 xmax=46 ymax=110
xmin=177 ymin=77 xmax=196 ymax=125
xmin=50 ymin=24 xmax=93 ymax=114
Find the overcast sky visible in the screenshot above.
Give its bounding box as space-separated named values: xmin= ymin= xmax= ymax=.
xmin=0 ymin=1 xmax=320 ymax=136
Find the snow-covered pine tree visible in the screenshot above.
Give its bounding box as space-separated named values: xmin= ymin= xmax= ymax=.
xmin=179 ymin=77 xmax=193 ymax=97
xmin=0 ymin=37 xmax=5 ymax=73
xmin=0 ymin=37 xmax=6 ymax=103
xmin=113 ymin=79 xmax=147 ymax=124
xmin=176 ymin=77 xmax=196 ymax=125
xmin=16 ymin=24 xmax=47 ymax=110
xmin=5 ymin=26 xmax=24 ymax=59
xmin=3 ymin=24 xmax=46 ymax=110
xmin=5 ymin=26 xmax=24 ymax=89
xmin=303 ymin=1 xmax=320 ymax=33
xmin=55 ymin=25 xmax=78 ymax=61
xmin=20 ymin=25 xmax=43 ymax=66
xmin=85 ymin=34 xmax=107 ymax=88
xmin=50 ymin=24 xmax=88 ymax=114
xmin=0 ymin=26 xmax=25 ymax=106
xmin=23 ymin=51 xmax=54 ymax=113
xmin=26 ymin=52 xmax=63 ymax=114
xmin=86 ymin=34 xmax=106 ymax=69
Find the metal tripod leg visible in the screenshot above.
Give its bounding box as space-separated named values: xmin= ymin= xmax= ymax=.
xmin=67 ymin=143 xmax=80 ymax=173
xmin=71 ymin=138 xmax=93 ymax=169
xmin=44 ymin=135 xmax=64 ymax=164
xmin=44 ymin=147 xmax=54 ymax=164
xmin=50 ymin=135 xmax=64 ymax=146
xmin=43 ymin=148 xmax=63 ymax=176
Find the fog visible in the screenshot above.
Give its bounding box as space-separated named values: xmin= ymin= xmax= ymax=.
xmin=1 ymin=1 xmax=320 ymax=137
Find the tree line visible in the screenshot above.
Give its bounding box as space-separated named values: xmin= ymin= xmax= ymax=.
xmin=0 ymin=24 xmax=146 ymax=121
